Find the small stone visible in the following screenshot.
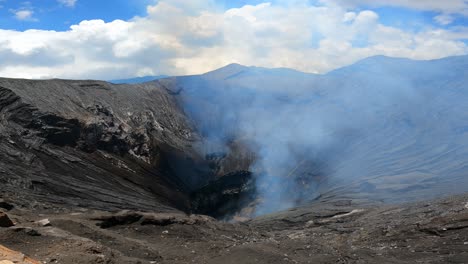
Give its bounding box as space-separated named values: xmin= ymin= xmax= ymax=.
xmin=162 ymin=230 xmax=169 ymax=234
xmin=0 ymin=212 xmax=14 ymax=227
xmin=70 ymin=212 xmax=82 ymax=216
xmin=36 ymin=218 xmax=51 ymax=227
xmin=305 ymin=220 xmax=315 ymax=227
xmin=464 ymin=242 xmax=468 ymax=245
xmin=465 ymin=202 xmax=468 ymax=209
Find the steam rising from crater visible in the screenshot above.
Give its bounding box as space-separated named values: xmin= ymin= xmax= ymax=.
xmin=173 ymin=55 xmax=468 ymax=216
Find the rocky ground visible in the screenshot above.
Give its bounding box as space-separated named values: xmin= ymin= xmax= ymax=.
xmin=1 ymin=194 xmax=468 ymax=263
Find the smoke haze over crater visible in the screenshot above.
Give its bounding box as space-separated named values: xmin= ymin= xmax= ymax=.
xmin=166 ymin=55 xmax=468 ymax=215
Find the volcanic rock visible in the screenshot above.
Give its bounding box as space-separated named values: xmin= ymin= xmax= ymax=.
xmin=0 ymin=213 xmax=13 ymax=228
xmin=34 ymin=219 xmax=50 ymax=227
xmin=0 ymin=244 xmax=40 ymax=264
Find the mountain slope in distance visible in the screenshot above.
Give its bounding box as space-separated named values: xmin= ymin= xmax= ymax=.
xmin=109 ymin=75 xmax=168 ymax=84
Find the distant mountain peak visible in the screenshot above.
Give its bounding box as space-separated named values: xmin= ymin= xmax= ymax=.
xmin=223 ymin=63 xmax=247 ymax=68
xmin=202 ymin=63 xmax=249 ymax=80
xmin=202 ymin=63 xmax=316 ymax=81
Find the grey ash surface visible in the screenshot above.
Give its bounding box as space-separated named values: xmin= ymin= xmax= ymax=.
xmin=1 ymin=194 xmax=468 ymax=263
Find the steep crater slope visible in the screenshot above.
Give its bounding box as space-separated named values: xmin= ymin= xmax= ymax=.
xmin=0 ymin=78 xmax=215 ymax=212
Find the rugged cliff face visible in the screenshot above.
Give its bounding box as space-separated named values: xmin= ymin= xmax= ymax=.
xmin=0 ymin=78 xmax=214 ymax=212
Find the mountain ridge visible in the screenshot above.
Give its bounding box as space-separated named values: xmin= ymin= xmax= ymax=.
xmin=109 ymin=75 xmax=169 ymax=84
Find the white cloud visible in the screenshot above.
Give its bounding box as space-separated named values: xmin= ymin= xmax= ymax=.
xmin=327 ymin=0 xmax=468 ymax=16
xmin=10 ymin=2 xmax=37 ymax=22
xmin=12 ymin=9 xmax=36 ymax=21
xmin=0 ymin=0 xmax=467 ymax=79
xmin=58 ymin=0 xmax=77 ymax=7
xmin=434 ymin=14 xmax=455 ymax=25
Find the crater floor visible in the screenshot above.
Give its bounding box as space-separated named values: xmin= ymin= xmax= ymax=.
xmin=1 ymin=193 xmax=468 ymax=264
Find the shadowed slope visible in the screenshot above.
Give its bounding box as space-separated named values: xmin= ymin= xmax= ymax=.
xmin=0 ymin=78 xmax=212 ymax=212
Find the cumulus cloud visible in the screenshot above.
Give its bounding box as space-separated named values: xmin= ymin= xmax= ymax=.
xmin=11 ymin=9 xmax=36 ymax=21
xmin=434 ymin=14 xmax=455 ymax=25
xmin=14 ymin=10 xmax=33 ymax=20
xmin=0 ymin=0 xmax=467 ymax=79
xmin=327 ymin=0 xmax=468 ymax=15
xmin=9 ymin=2 xmax=37 ymax=22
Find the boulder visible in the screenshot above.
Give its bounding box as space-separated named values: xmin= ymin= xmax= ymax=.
xmin=0 ymin=212 xmax=13 ymax=228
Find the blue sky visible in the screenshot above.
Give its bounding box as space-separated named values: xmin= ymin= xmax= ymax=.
xmin=0 ymin=0 xmax=154 ymax=31
xmin=0 ymin=0 xmax=467 ymax=79
xmin=2 ymin=0 xmax=466 ymax=31
xmin=0 ymin=0 xmax=272 ymax=31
